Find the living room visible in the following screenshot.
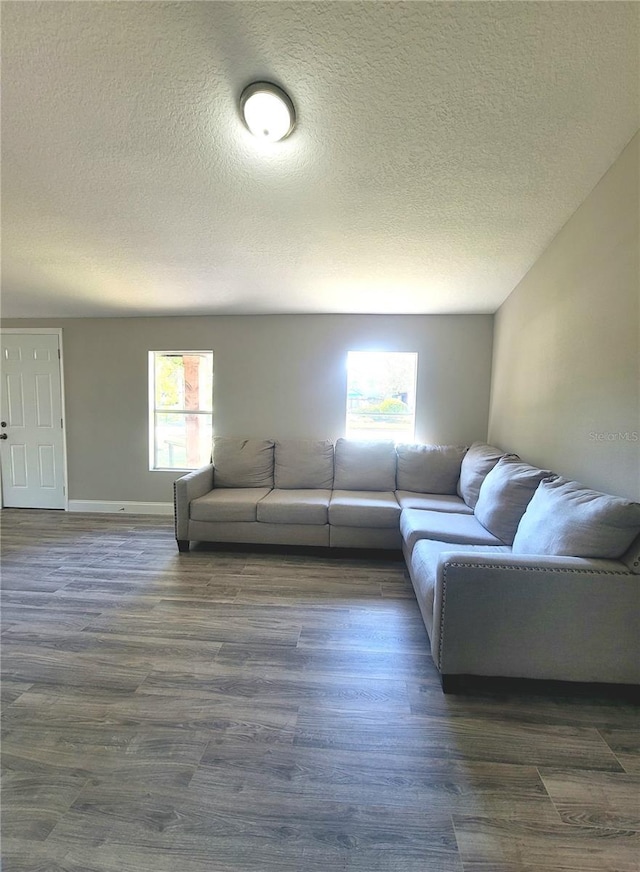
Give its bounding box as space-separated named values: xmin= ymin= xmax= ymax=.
xmin=1 ymin=3 xmax=639 ymax=871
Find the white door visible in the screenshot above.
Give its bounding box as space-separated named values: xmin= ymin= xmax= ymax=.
xmin=0 ymin=333 xmax=66 ymax=509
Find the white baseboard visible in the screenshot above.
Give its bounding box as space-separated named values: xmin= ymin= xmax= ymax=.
xmin=68 ymin=500 xmax=173 ymax=516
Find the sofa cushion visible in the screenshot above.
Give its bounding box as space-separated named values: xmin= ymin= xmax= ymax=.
xmin=257 ymin=489 xmax=331 ymax=525
xmin=396 ymin=444 xmax=467 ymax=494
xmin=333 ymin=439 xmax=397 ymax=491
xmin=395 ymin=491 xmax=473 ymax=514
xmin=274 ymin=440 xmax=334 ymax=489
xmin=190 ymin=487 xmax=272 ymax=523
xmin=513 ymin=477 xmax=640 ymax=560
xmin=329 ymin=491 xmax=401 ymax=528
xmin=213 ymin=438 xmax=274 ymax=488
xmin=410 ymin=539 xmax=512 ymax=634
xmin=474 ymin=457 xmax=554 ymax=545
xmin=400 ymin=508 xmax=504 ymax=553
xmin=457 ymin=442 xmax=508 ymax=509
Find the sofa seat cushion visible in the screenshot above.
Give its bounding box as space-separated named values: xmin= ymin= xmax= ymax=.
xmin=190 ymin=487 xmax=272 ymax=523
xmin=513 ymin=477 xmax=640 ymax=560
xmin=396 ymin=491 xmax=473 ymax=514
xmin=257 ymin=489 xmax=331 ymax=525
xmin=274 ymin=440 xmax=334 ymax=489
xmin=333 ymin=439 xmax=397 ymax=491
xmin=396 ymin=444 xmax=467 ymax=494
xmin=410 ymin=539 xmax=512 ymax=634
xmin=474 ymin=457 xmax=554 ymax=545
xmin=329 ymin=490 xmax=401 ymax=528
xmin=400 ymin=508 xmax=504 ymax=553
xmin=212 ymin=438 xmax=275 ymax=488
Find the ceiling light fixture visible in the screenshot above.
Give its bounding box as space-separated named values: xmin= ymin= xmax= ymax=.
xmin=240 ymin=82 xmax=296 ymax=142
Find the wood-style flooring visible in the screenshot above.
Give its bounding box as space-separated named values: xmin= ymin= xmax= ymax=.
xmin=1 ymin=509 xmax=638 ymax=872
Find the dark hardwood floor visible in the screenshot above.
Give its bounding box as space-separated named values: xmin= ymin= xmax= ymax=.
xmin=1 ymin=509 xmax=638 ymax=872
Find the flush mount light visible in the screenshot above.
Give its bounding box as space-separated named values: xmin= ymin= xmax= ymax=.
xmin=240 ymin=82 xmax=296 ymax=142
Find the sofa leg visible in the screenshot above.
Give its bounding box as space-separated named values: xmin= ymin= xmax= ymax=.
xmin=440 ymin=674 xmax=463 ymax=694
xmin=177 ymin=539 xmax=190 ymax=553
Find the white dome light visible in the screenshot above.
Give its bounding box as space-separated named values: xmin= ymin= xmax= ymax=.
xmin=240 ymin=82 xmax=296 ymax=142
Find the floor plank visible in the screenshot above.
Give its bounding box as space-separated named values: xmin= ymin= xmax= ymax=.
xmin=599 ymin=728 xmax=640 ymax=775
xmin=539 ymin=768 xmax=640 ymax=830
xmin=452 ymin=815 xmax=640 ymax=871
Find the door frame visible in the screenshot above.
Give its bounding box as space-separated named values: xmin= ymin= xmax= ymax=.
xmin=0 ymin=327 xmax=69 ymax=510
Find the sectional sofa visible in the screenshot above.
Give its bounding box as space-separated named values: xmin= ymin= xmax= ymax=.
xmin=174 ymin=438 xmax=640 ymax=691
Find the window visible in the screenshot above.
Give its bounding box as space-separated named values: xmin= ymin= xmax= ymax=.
xmin=346 ymin=351 xmax=418 ymax=442
xmin=149 ymin=351 xmax=213 ymax=470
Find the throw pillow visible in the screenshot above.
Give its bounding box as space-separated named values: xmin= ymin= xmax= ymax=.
xmin=213 ymin=438 xmax=274 ymax=488
xmin=333 ymin=438 xmax=397 ymax=491
xmin=274 ymin=439 xmax=334 ymax=489
xmin=396 ymin=443 xmax=468 ymax=494
xmin=513 ymin=476 xmax=640 ymax=560
xmin=457 ymin=442 xmax=509 ymax=509
xmin=474 ymin=456 xmax=554 ymax=544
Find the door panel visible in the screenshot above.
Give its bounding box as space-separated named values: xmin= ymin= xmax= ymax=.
xmin=1 ymin=333 xmax=66 ymax=509
xmin=35 ymin=374 xmax=54 ymax=426
xmin=5 ymin=373 xmax=25 ymax=426
xmin=38 ymin=445 xmax=57 ymax=488
xmin=9 ymin=444 xmax=28 ymax=487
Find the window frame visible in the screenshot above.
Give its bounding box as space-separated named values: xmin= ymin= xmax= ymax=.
xmin=148 ymin=350 xmax=214 ymax=472
xmin=345 ymin=350 xmax=418 ymax=443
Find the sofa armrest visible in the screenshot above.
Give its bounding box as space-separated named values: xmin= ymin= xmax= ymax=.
xmin=431 ymin=552 xmax=639 ymax=685
xmin=173 ymin=464 xmax=214 ymax=540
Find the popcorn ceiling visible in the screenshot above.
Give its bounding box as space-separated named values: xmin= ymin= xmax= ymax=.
xmin=2 ymin=2 xmax=638 ymax=317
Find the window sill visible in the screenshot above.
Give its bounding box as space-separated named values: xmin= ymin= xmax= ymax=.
xmin=150 ymin=467 xmax=196 ymax=474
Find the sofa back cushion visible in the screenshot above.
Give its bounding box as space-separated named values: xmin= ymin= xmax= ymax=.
xmin=212 ymin=438 xmax=274 ymax=488
xmin=274 ymin=440 xmax=334 ymax=489
xmin=513 ymin=476 xmax=640 ymax=560
xmin=333 ymin=439 xmax=397 ymax=491
xmin=474 ymin=456 xmax=554 ymax=544
xmin=457 ymin=442 xmax=507 ymax=509
xmin=396 ymin=443 xmax=468 ymax=494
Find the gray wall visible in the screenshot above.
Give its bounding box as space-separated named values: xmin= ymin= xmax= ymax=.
xmin=1 ymin=314 xmax=494 ymax=502
xmin=488 ymin=133 xmax=640 ymax=500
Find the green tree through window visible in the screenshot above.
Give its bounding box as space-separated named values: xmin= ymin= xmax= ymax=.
xmin=149 ymin=351 xmax=213 ymax=470
xmin=346 ymin=351 xmax=417 ymax=442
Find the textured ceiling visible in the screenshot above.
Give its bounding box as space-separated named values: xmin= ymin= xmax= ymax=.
xmin=2 ymin=1 xmax=639 ymax=318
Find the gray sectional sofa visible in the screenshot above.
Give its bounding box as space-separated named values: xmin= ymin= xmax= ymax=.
xmin=174 ymin=438 xmax=468 ymax=551
xmin=174 ymin=438 xmax=640 ymax=691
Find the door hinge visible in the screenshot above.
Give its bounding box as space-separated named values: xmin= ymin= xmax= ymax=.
xmin=61 ymin=418 xmax=63 ymax=429
xmin=58 ymin=348 xmax=61 ymax=359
